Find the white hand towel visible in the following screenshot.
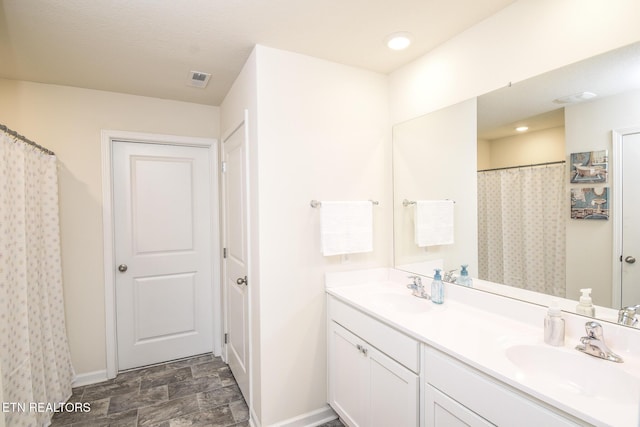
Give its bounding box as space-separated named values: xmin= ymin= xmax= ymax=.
xmin=320 ymin=201 xmax=373 ymax=256
xmin=415 ymin=200 xmax=454 ymax=247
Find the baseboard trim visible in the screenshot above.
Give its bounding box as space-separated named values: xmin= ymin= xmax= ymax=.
xmin=274 ymin=405 xmax=338 ymax=427
xmin=72 ymin=370 xmax=109 ymax=387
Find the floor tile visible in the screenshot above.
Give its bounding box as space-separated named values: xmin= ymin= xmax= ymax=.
xmin=229 ymin=399 xmax=249 ymax=423
xmin=167 ymin=374 xmax=223 ymax=400
xmin=164 ymin=354 xmax=213 ymax=370
xmin=165 ymin=405 xmax=235 ymax=427
xmin=50 ymin=397 xmax=110 ymax=425
xmin=197 ymin=385 xmax=243 ymax=411
xmin=108 ymin=385 xmax=169 ymax=414
xmin=190 ymin=359 xmax=227 ymax=378
xmin=48 ymin=353 xmax=343 ymax=427
xmin=137 ymin=395 xmax=200 ymax=426
xmin=140 ymin=367 xmax=193 ymax=390
xmin=72 ymin=408 xmax=139 ymax=427
xmin=82 ymin=378 xmax=141 ymax=401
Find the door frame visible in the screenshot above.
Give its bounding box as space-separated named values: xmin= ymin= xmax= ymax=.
xmin=101 ymin=130 xmax=221 ymax=379
xmin=612 ymin=125 xmax=640 ymax=309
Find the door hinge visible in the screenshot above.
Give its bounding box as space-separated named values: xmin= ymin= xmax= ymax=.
xmin=222 ymin=161 xmax=227 ymax=173
xmin=224 ymin=333 xmax=228 ymax=344
xmin=223 ymin=248 xmax=227 ymax=258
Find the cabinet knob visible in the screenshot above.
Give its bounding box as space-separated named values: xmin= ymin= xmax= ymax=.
xmin=356 ymin=344 xmax=368 ymax=356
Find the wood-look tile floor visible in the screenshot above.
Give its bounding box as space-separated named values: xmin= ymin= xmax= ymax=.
xmin=50 ymin=354 xmax=345 ymax=427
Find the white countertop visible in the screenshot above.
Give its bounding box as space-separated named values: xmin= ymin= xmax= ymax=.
xmin=326 ymin=269 xmax=640 ymax=427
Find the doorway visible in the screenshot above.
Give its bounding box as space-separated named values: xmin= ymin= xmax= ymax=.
xmin=102 ymin=130 xmax=221 ymax=377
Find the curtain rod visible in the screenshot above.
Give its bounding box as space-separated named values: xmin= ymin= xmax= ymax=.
xmin=0 ymin=124 xmax=55 ymax=156
xmin=478 ymin=160 xmax=564 ymax=173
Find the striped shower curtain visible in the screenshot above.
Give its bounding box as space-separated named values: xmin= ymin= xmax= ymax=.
xmin=477 ymin=164 xmax=566 ymax=297
xmin=0 ymin=129 xmax=74 ymax=427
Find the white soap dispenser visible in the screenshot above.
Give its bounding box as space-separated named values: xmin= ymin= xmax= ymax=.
xmin=576 ymin=288 xmax=595 ymax=317
xmin=544 ymin=300 xmax=564 ymax=347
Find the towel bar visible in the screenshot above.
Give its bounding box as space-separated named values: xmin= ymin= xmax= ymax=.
xmin=403 ymin=198 xmax=455 ymax=207
xmin=310 ymin=199 xmax=379 ymax=208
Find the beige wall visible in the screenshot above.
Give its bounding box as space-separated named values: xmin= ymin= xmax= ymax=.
xmin=477 ymin=139 xmax=491 ymax=170
xmin=482 ymin=126 xmax=565 ymax=170
xmin=0 ymin=79 xmax=220 ymax=375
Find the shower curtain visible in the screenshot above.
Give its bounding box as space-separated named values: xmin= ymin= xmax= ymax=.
xmin=477 ymin=164 xmax=566 ymax=297
xmin=0 ymin=130 xmax=74 ymax=427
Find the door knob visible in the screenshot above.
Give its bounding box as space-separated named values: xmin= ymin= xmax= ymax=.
xmin=236 ymin=276 xmax=247 ymax=286
xmin=118 ymin=264 xmax=128 ymax=272
xmin=625 ymin=256 xmax=636 ymax=264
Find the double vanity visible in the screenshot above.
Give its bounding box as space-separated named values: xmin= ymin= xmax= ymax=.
xmin=326 ymin=268 xmax=640 ymax=427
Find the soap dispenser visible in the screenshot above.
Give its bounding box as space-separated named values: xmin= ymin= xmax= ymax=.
xmin=576 ymin=288 xmax=596 ymax=317
xmin=544 ymin=300 xmax=564 ymax=346
xmin=431 ymin=269 xmax=444 ymax=304
xmin=458 ymin=265 xmax=473 ymax=287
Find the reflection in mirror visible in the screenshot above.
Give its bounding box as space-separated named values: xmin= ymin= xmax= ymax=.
xmin=393 ymin=99 xmax=477 ymax=277
xmin=393 ymin=42 xmax=640 ymax=324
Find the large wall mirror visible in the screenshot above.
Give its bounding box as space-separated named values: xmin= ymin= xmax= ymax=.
xmin=393 ymin=41 xmax=640 ymax=325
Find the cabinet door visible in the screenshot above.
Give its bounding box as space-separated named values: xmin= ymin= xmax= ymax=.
xmin=425 ymin=386 xmax=494 ymax=427
xmin=329 ymin=322 xmax=369 ymax=427
xmin=368 ymin=346 xmax=420 ymax=427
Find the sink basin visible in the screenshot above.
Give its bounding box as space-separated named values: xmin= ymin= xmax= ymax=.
xmin=359 ymin=292 xmax=430 ymax=313
xmin=505 ymin=344 xmax=639 ymax=404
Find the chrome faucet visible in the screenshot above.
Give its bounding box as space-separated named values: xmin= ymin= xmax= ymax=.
xmin=406 ymin=275 xmax=430 ymax=300
xmin=618 ymin=305 xmax=640 ymax=327
xmin=443 ymin=269 xmax=457 ymax=284
xmin=575 ymin=321 xmax=623 ymax=363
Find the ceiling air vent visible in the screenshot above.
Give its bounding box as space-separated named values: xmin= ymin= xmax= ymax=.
xmin=187 ymin=71 xmax=211 ymax=88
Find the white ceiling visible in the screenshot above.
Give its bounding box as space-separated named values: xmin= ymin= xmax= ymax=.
xmin=0 ymin=0 xmax=515 ymax=106
xmin=477 ymin=41 xmax=640 ymax=140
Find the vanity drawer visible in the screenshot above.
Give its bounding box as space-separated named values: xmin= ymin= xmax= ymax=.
xmin=424 ymin=347 xmax=582 ymax=427
xmin=328 ymin=295 xmax=420 ymax=373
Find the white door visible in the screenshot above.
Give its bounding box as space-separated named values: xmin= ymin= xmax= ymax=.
xmin=622 ymin=132 xmax=640 ymax=307
xmin=113 ymin=141 xmax=213 ymax=370
xmin=222 ymin=120 xmax=250 ymax=400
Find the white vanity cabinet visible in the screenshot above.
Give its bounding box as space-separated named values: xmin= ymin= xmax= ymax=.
xmin=424 ymin=347 xmax=583 ymax=427
xmin=327 ymin=296 xmax=420 ymax=427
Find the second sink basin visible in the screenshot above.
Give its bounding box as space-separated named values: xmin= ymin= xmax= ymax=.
xmin=505 ymin=344 xmax=639 ymax=404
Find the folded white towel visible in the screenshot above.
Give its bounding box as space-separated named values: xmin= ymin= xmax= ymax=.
xmin=320 ymin=201 xmax=373 ymax=256
xmin=415 ymin=200 xmax=454 ymax=247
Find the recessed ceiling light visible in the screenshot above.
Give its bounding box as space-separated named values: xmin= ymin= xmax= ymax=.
xmin=386 ymin=32 xmax=412 ymax=50
xmin=515 ymin=126 xmax=529 ymax=132
xmin=553 ymin=91 xmax=597 ymax=104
